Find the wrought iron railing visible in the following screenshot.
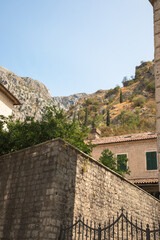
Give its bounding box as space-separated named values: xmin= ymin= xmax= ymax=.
xmin=58 ymin=208 xmax=160 ymax=240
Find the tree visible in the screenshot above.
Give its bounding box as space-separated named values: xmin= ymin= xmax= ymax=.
xmin=84 ymin=108 xmax=88 ymax=126
xmin=106 ymin=109 xmax=110 ymax=126
xmin=0 ymin=107 xmax=93 ymax=156
xmin=99 ymin=149 xmax=130 ymax=177
xmin=122 ymin=76 xmax=128 ymax=86
xmin=120 ymin=89 xmax=123 ymax=103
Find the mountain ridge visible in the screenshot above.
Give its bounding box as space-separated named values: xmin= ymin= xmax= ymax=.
xmin=0 ymin=61 xmax=156 ymax=137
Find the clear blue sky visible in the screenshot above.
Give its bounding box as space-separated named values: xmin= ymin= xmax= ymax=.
xmin=0 ymin=0 xmax=154 ymax=97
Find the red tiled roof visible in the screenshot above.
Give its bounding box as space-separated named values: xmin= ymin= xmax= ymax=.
xmin=92 ymin=132 xmax=157 ymax=145
xmin=130 ymin=178 xmax=158 ymax=184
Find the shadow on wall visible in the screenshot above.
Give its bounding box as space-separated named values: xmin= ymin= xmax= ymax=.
xmin=0 ymin=139 xmax=78 ymax=240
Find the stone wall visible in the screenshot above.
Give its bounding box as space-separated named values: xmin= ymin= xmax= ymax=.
xmin=151 ymin=0 xmax=160 ymax=190
xmin=0 ymin=139 xmax=78 ymax=240
xmin=74 ymin=149 xmax=160 ymax=226
xmin=0 ymin=139 xmax=160 ymax=240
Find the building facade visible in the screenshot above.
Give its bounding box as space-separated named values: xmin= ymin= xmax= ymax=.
xmin=92 ymin=132 xmax=159 ymax=198
xmin=0 ymin=83 xmax=20 ymax=117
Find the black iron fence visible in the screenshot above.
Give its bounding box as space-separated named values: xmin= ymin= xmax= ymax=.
xmin=58 ymin=208 xmax=160 ymax=240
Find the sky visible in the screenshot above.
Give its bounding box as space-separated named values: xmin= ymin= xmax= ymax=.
xmin=0 ymin=0 xmax=154 ymax=97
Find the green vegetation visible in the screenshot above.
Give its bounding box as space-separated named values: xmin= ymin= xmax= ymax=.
xmin=120 ymin=89 xmax=123 ymax=103
xmin=99 ymin=149 xmax=130 ymax=177
xmin=106 ymin=109 xmax=110 ymax=126
xmin=132 ymin=95 xmax=146 ymax=107
xmin=0 ymin=107 xmax=92 ymax=156
xmin=84 ymin=108 xmax=88 ymax=126
xmin=105 ymin=86 xmax=120 ymax=98
xmin=146 ymin=81 xmax=155 ymax=93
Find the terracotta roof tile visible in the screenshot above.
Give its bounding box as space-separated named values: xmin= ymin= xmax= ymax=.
xmin=130 ymin=178 xmax=158 ymax=184
xmin=92 ymin=132 xmax=157 ymax=145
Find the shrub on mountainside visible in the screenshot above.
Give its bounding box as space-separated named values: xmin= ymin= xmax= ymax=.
xmin=105 ymin=86 xmax=120 ymax=98
xmin=132 ymin=95 xmax=146 ymax=107
xmin=146 ymin=82 xmax=155 ymax=93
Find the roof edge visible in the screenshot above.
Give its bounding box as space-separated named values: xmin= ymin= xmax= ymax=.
xmin=0 ymin=137 xmax=159 ymax=203
xmin=0 ymin=83 xmax=20 ymax=105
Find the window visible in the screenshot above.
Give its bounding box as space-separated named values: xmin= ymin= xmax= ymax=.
xmin=117 ymin=154 xmax=127 ymax=171
xmin=146 ymin=152 xmax=157 ymax=170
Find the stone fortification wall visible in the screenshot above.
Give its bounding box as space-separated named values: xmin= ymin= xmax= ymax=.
xmin=0 ymin=139 xmax=77 ymax=240
xmin=0 ymin=139 xmax=160 ymax=240
xmin=153 ymin=0 xmax=160 ymax=191
xmin=74 ymin=152 xmax=160 ymax=226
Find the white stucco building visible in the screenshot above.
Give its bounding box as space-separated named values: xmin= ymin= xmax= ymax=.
xmin=0 ymin=83 xmax=20 ymax=118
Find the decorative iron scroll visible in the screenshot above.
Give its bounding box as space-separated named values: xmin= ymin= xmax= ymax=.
xmin=58 ymin=208 xmax=160 ymax=240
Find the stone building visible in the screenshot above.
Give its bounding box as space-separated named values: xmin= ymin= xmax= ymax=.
xmin=0 ymin=83 xmax=20 ymax=117
xmin=92 ymin=132 xmax=159 ymax=198
xmin=148 ymin=0 xmax=160 ymax=191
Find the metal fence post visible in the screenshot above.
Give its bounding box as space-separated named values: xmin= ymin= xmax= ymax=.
xmin=98 ymin=223 xmax=101 ymax=240
xmin=146 ymin=224 xmax=150 ymax=240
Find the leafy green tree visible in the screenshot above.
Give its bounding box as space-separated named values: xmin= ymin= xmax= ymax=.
xmin=0 ymin=107 xmax=92 ymax=156
xmin=106 ymin=109 xmax=110 ymax=126
xmin=120 ymin=89 xmax=123 ymax=103
xmin=99 ymin=149 xmax=130 ymax=177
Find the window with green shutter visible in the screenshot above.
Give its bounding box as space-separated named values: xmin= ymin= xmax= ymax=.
xmin=117 ymin=154 xmax=127 ymax=171
xmin=146 ymin=152 xmax=157 ymax=170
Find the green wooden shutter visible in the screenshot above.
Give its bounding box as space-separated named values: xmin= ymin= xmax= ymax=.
xmin=146 ymin=152 xmax=157 ymax=170
xmin=117 ymin=154 xmax=127 ymax=171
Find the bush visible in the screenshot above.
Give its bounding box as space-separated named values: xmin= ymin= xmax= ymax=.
xmin=118 ymin=110 xmax=140 ymax=127
xmin=132 ymin=95 xmax=146 ymax=107
xmin=146 ymin=82 xmax=155 ymax=93
xmin=105 ymin=86 xmax=120 ymax=98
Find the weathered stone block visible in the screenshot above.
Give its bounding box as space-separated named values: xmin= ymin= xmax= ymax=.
xmin=157 ymin=136 xmax=160 ymax=152
xmin=154 ymin=9 xmax=160 ymax=22
xmin=155 ymin=20 xmax=160 ymax=35
xmin=154 ymin=0 xmax=160 ymax=11
xmin=156 ymin=104 xmax=160 ymax=118
xmin=156 ymin=117 xmax=160 ymax=133
xmin=155 ymin=61 xmax=160 ymax=77
xmin=156 ymin=86 xmax=160 ymax=102
xmin=155 ymin=33 xmax=160 ymax=48
xmin=155 ymin=47 xmax=160 ymax=61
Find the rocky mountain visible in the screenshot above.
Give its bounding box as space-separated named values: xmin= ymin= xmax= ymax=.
xmin=53 ymin=93 xmax=88 ymax=110
xmin=0 ymin=67 xmax=88 ymax=120
xmin=0 ymin=61 xmax=156 ymax=137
